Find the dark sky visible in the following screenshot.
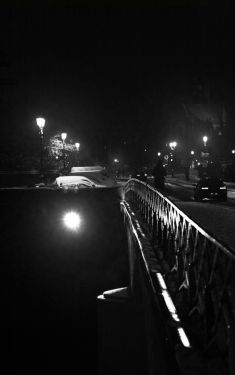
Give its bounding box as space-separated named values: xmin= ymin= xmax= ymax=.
xmin=0 ymin=2 xmax=234 ymax=160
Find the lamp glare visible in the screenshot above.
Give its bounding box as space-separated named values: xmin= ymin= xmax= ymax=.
xmin=63 ymin=212 xmax=81 ymax=231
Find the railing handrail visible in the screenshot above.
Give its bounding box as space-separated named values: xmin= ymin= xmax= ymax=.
xmin=123 ymin=178 xmax=235 ymax=374
xmin=124 ymin=178 xmax=235 ymax=258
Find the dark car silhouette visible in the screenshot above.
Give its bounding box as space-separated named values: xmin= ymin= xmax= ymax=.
xmin=194 ymin=177 xmax=227 ymax=202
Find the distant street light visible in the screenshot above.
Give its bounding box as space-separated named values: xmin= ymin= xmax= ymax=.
xmin=169 ymin=141 xmax=177 ymax=177
xmin=232 ymin=149 xmax=235 ymax=155
xmin=113 ymin=158 xmax=120 ymax=178
xmin=75 ymin=142 xmax=80 ymax=151
xmin=75 ymin=142 xmax=80 ymax=166
xmin=203 ymin=136 xmax=208 ymax=148
xmin=36 ymin=117 xmax=45 ymax=179
xmin=157 ymin=152 xmax=161 ymax=157
xmin=169 ymin=141 xmax=177 ymax=150
xmin=61 ymin=132 xmax=67 ymax=171
xmin=190 ymin=150 xmax=195 ymax=155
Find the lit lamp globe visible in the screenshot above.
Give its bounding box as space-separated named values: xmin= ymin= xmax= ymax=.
xmin=61 ymin=132 xmax=67 ymax=142
xmin=203 ymin=136 xmax=208 ymax=147
xmin=36 ymin=117 xmax=45 ymax=134
xmin=75 ymin=142 xmax=80 ymax=151
xmin=169 ymin=141 xmax=177 ymax=150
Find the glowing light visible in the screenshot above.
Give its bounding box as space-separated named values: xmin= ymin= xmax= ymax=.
xmin=75 ymin=142 xmax=80 ymax=151
xmin=156 ymin=273 xmax=167 ymax=290
xmin=156 ymin=273 xmax=180 ymax=322
xmin=177 ymin=327 xmax=191 ymax=348
xmin=157 ymin=152 xmax=161 ymax=156
xmin=169 ymin=141 xmax=177 ymax=150
xmin=190 ymin=150 xmax=195 ymax=155
xmin=232 ymin=150 xmax=235 ymax=154
xmin=114 ymin=158 xmax=119 ymax=163
xmin=61 ymin=132 xmax=67 ymax=142
xmin=203 ymin=136 xmax=208 ymax=146
xmin=162 ymin=290 xmax=180 ymax=322
xmin=36 ymin=117 xmax=45 ymax=133
xmin=63 ymin=211 xmax=81 ymax=231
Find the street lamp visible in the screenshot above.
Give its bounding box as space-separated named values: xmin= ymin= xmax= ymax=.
xmin=113 ymin=158 xmax=120 ymax=177
xmin=157 ymin=152 xmax=161 ymax=157
xmin=61 ymin=132 xmax=67 ymax=142
xmin=61 ymin=132 xmax=67 ymax=171
xmin=75 ymin=142 xmax=80 ymax=151
xmin=169 ymin=141 xmax=177 ymax=150
xmin=203 ymin=136 xmax=208 ymax=148
xmin=232 ymin=149 xmax=235 ymax=155
xmin=169 ymin=141 xmax=177 ymax=176
xmin=75 ymin=142 xmax=80 ymax=166
xmin=36 ymin=117 xmax=45 ymax=179
xmin=190 ymin=150 xmax=195 ymax=155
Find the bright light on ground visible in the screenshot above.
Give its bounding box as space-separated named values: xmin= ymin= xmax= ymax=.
xmin=63 ymin=211 xmax=81 ymax=231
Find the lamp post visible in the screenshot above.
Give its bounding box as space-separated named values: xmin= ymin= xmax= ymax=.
xmin=232 ymin=150 xmax=235 ymax=168
xmin=61 ymin=132 xmax=67 ymax=171
xmin=169 ymin=141 xmax=177 ymax=176
xmin=201 ymin=136 xmax=210 ymax=165
xmin=169 ymin=141 xmax=177 ymax=151
xmin=203 ymin=136 xmax=208 ymax=149
xmin=75 ymin=142 xmax=80 ymax=166
xmin=113 ymin=158 xmax=119 ymax=177
xmin=75 ymin=142 xmax=80 ymax=151
xmin=36 ymin=117 xmax=45 ymax=179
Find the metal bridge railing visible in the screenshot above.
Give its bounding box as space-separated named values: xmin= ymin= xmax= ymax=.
xmin=122 ymin=179 xmax=235 ymax=374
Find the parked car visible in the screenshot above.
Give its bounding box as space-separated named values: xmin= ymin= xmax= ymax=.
xmin=194 ymin=177 xmax=227 ymax=202
xmin=54 ymin=166 xmax=117 ymax=189
xmin=54 ymin=175 xmax=113 ymax=189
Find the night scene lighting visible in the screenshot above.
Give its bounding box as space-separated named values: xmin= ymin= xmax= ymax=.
xmin=1 ymin=4 xmax=235 ymax=374
xmin=63 ymin=211 xmax=81 ymax=231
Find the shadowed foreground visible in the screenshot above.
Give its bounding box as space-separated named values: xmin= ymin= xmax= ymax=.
xmin=0 ymin=188 xmax=129 ymax=374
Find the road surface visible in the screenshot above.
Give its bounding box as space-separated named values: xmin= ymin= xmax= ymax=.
xmin=162 ymin=174 xmax=235 ymax=251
